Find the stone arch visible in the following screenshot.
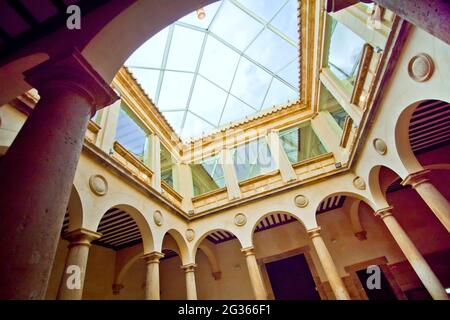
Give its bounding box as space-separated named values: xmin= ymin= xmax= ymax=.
xmin=66 ymin=185 xmax=84 ymax=232
xmin=314 ymin=191 xmax=379 ymax=215
xmin=394 ymin=99 xmax=450 ymax=176
xmin=94 ymin=204 xmax=154 ymax=253
xmin=0 ymin=53 xmax=49 ymax=106
xmin=251 ymin=210 xmax=307 ymax=237
xmin=160 ymin=229 xmax=190 ymax=266
xmin=192 ymin=228 xmax=244 ymax=262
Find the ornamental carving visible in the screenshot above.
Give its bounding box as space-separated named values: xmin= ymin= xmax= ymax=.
xmin=185 ymin=229 xmax=195 ymax=242
xmin=89 ymin=174 xmax=108 ymax=196
xmin=407 ymin=53 xmax=434 ymax=82
xmin=294 ymin=195 xmax=309 ymax=208
xmin=153 ymin=210 xmax=163 ymax=226
xmin=373 ymin=138 xmax=387 ymax=155
xmin=234 ymin=213 xmax=247 ymax=226
xmin=353 ymin=176 xmax=366 ymax=190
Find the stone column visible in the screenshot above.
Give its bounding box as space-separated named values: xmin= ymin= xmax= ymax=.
xmin=241 ymin=247 xmax=268 ymax=300
xmin=402 ymin=170 xmax=450 ymax=232
xmin=375 ymin=207 xmax=448 ymax=300
xmin=150 ymin=135 xmax=161 ymax=192
xmin=0 ymin=49 xmax=118 ymax=300
xmin=307 ymin=227 xmax=350 ymax=300
xmin=219 ymin=149 xmax=242 ymax=200
xmin=266 ymin=132 xmax=297 ymax=183
xmin=182 ymin=263 xmax=198 ymax=300
xmin=142 ymin=251 xmax=164 ymax=300
xmin=57 ymin=228 xmax=102 ymax=300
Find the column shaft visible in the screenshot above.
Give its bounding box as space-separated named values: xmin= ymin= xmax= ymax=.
xmin=376 ymin=209 xmax=448 ymax=300
xmin=0 ymin=50 xmax=117 ymax=299
xmin=414 ymin=181 xmax=450 ymax=232
xmin=143 ymin=252 xmax=164 ymax=300
xmin=182 ymin=264 xmax=198 ymax=300
xmin=308 ymin=228 xmax=350 ymax=300
xmin=241 ymin=247 xmax=268 ymax=300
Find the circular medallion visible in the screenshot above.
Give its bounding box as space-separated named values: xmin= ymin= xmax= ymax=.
xmin=373 ymin=138 xmax=387 ymax=155
xmin=234 ymin=213 xmax=247 ymax=226
xmin=185 ymin=229 xmax=195 ymax=242
xmin=353 ymin=176 xmax=366 ymax=190
xmin=294 ymin=195 xmax=309 ymax=208
xmin=89 ymin=174 xmax=108 ymax=196
xmin=408 ymin=53 xmax=434 ymax=82
xmin=153 ymin=210 xmax=163 ymax=226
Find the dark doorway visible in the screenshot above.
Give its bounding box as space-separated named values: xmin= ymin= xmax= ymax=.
xmin=356 ymin=267 xmax=397 ymax=300
xmin=265 ymin=254 xmax=321 ymax=300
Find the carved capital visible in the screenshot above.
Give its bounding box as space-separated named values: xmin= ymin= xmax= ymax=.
xmin=23 ymin=48 xmax=118 ymax=112
xmin=374 ymin=206 xmax=394 ymax=220
xmin=401 ymin=170 xmax=431 ymax=188
xmin=241 ymin=246 xmax=256 ymax=257
xmin=142 ymin=251 xmax=165 ymax=264
xmin=63 ymin=228 xmax=102 ymax=247
xmin=181 ymin=263 xmax=197 ymax=273
xmin=307 ymin=227 xmax=322 ymax=239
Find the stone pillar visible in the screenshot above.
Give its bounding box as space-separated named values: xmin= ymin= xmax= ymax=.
xmin=176 ymin=162 xmax=195 ymax=212
xmin=182 ymin=264 xmax=198 ymax=300
xmin=150 ymin=135 xmax=162 ymax=192
xmin=241 ymin=247 xmax=268 ymax=300
xmin=402 ymin=170 xmax=450 ymax=232
xmin=0 ymin=49 xmax=118 ymax=300
xmin=375 ymin=207 xmax=448 ymax=300
xmin=142 ymin=251 xmax=164 ymax=300
xmin=219 ymin=149 xmax=242 ymax=200
xmin=307 ymin=227 xmax=350 ymax=300
xmin=97 ymin=98 xmax=121 ymax=153
xmin=57 ymin=228 xmax=102 ymax=300
xmin=266 ymin=132 xmax=297 ymax=183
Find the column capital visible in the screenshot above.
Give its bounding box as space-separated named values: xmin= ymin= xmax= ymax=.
xmin=62 ymin=228 xmax=102 ymax=247
xmin=401 ymin=170 xmax=431 ymax=188
xmin=241 ymin=246 xmax=256 ymax=257
xmin=23 ymin=48 xmax=119 ymax=112
xmin=142 ymin=251 xmax=165 ymax=264
xmin=374 ymin=206 xmax=394 ymax=219
xmin=307 ymin=227 xmax=322 ymax=239
xmin=181 ymin=263 xmax=197 ymax=273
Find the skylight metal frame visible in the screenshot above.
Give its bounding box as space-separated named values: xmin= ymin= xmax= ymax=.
xmin=126 ymin=0 xmax=301 ymax=140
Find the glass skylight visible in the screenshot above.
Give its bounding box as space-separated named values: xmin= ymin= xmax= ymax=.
xmin=125 ymin=0 xmax=300 ymax=142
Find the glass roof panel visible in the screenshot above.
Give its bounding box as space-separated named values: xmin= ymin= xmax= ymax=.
xmin=188 ymin=77 xmax=228 ymax=125
xmin=124 ymin=0 xmax=300 ymax=141
xmin=262 ymin=77 xmax=298 ymax=110
xmin=245 ymin=28 xmax=298 ymax=73
xmin=236 ymin=0 xmax=287 ymax=21
xmin=270 ymin=0 xmax=299 ymax=42
xmin=166 ymin=26 xmax=205 ymax=72
xmin=181 ymin=112 xmax=215 ymax=141
xmin=230 ymin=57 xmax=272 ymax=109
xmin=210 ymin=0 xmax=264 ymax=51
xmin=157 ymin=71 xmax=194 ymax=110
xmin=220 ymin=95 xmax=257 ymax=126
xmin=199 ymin=36 xmax=240 ymax=90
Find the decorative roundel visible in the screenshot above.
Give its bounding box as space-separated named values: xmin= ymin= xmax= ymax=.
xmin=373 ymin=138 xmax=387 ymax=155
xmin=353 ymin=176 xmax=366 ymax=190
xmin=153 ymin=210 xmax=163 ymax=226
xmin=89 ymin=174 xmax=108 ymax=196
xmin=234 ymin=213 xmax=247 ymax=227
xmin=294 ymin=195 xmax=309 ymax=208
xmin=185 ymin=229 xmax=195 ymax=242
xmin=407 ymin=53 xmax=434 ymax=82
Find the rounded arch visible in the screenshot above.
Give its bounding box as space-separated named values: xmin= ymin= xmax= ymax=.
xmin=192 ymin=228 xmax=244 ymax=262
xmin=367 ymin=164 xmax=401 ymax=206
xmin=160 ymin=228 xmax=190 ymax=265
xmin=94 ymin=203 xmax=154 ymax=253
xmin=314 ymin=191 xmax=380 ymax=215
xmin=0 ymin=53 xmax=49 ymax=106
xmin=250 ymin=210 xmax=307 ymax=237
xmin=66 ymin=184 xmax=84 ymax=231
xmin=394 ymin=99 xmax=450 ymax=175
